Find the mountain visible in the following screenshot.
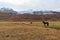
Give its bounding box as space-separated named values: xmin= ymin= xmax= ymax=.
xmin=33 ymin=11 xmax=60 ymax=15
xmin=0 ymin=8 xmax=17 ymax=14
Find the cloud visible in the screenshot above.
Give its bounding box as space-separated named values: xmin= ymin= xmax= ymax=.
xmin=0 ymin=0 xmax=30 ymax=5
xmin=0 ymin=0 xmax=60 ymax=11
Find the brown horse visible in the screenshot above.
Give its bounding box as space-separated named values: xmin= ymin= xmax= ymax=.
xmin=30 ymin=22 xmax=32 ymax=24
xmin=42 ymin=21 xmax=49 ymax=26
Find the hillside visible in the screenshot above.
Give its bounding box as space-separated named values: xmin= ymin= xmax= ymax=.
xmin=0 ymin=8 xmax=60 ymax=21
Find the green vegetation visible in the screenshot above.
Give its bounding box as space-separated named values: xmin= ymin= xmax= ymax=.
xmin=0 ymin=21 xmax=60 ymax=29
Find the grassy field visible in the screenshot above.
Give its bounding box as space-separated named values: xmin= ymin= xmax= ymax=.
xmin=0 ymin=21 xmax=60 ymax=40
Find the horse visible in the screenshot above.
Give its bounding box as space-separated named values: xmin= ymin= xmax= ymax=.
xmin=42 ymin=21 xmax=49 ymax=26
xmin=30 ymin=22 xmax=32 ymax=24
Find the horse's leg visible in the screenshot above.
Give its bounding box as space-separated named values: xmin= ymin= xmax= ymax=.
xmin=47 ymin=23 xmax=49 ymax=26
xmin=43 ymin=23 xmax=45 ymax=26
xmin=44 ymin=24 xmax=46 ymax=27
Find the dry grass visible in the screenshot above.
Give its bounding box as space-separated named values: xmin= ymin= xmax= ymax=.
xmin=0 ymin=21 xmax=60 ymax=40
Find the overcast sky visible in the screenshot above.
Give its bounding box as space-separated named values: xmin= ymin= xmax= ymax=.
xmin=0 ymin=0 xmax=60 ymax=11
